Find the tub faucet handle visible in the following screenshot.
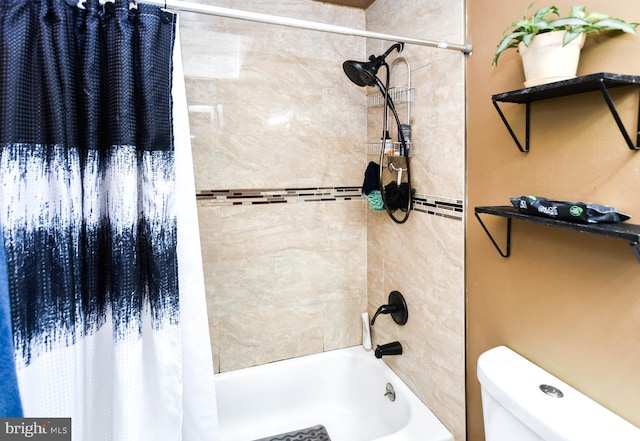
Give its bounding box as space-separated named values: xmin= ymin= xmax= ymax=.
xmin=371 ymin=291 xmax=408 ymax=326
xmin=371 ymin=303 xmax=399 ymax=325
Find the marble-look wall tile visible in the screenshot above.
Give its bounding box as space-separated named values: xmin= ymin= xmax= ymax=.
xmin=366 ymin=0 xmax=465 ymax=44
xmin=197 ymin=200 xmax=367 ymax=372
xmin=180 ymin=0 xmax=368 ymax=191
xmin=323 ymin=294 xmax=368 ymax=351
xmin=367 ymin=211 xmax=465 ymax=441
xmin=184 ymin=0 xmax=369 ymax=372
xmin=409 ymin=54 xmax=465 ymax=198
xmin=219 ymin=305 xmax=324 ymax=372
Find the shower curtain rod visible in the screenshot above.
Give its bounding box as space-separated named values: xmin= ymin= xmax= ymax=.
xmin=145 ymin=0 xmax=473 ymax=54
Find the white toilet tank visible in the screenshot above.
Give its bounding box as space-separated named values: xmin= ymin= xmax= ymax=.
xmin=477 ymin=346 xmax=640 ymax=441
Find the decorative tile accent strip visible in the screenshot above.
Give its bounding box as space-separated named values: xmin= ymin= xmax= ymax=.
xmin=412 ymin=192 xmax=464 ymax=220
xmin=196 ymin=188 xmax=463 ymax=220
xmin=196 ymin=187 xmax=363 ymax=206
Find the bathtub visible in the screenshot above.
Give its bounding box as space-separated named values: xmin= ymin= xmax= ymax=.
xmin=214 ymin=346 xmax=454 ymax=441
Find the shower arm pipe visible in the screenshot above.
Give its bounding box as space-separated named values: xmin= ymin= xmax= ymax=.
xmin=148 ymin=0 xmax=473 ymax=54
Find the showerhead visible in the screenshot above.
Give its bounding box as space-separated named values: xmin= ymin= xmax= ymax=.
xmin=342 ymin=59 xmax=379 ymax=87
xmin=342 ymin=42 xmax=404 ymax=88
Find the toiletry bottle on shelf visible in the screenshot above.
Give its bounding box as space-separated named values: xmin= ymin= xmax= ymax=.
xmin=399 ymin=124 xmax=411 ymax=156
xmin=361 ymin=312 xmax=372 ymax=350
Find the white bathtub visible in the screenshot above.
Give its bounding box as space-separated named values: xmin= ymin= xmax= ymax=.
xmin=214 ymin=346 xmax=454 ymax=441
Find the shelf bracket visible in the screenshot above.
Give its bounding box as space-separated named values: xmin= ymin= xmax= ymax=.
xmin=631 ymin=242 xmax=640 ymax=263
xmin=493 ymin=77 xmax=640 ymax=153
xmin=596 ymin=78 xmax=640 ymax=150
xmin=492 ymin=99 xmax=530 ymax=153
xmin=474 ymin=211 xmax=511 ymax=258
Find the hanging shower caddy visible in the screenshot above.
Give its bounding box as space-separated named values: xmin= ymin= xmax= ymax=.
xmin=365 ymin=57 xmax=414 ymax=156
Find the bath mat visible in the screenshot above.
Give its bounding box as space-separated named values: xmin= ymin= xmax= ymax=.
xmin=253 ymin=424 xmax=332 ymax=441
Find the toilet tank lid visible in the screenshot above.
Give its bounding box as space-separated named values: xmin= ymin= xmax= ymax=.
xmin=477 ymin=346 xmax=640 ymax=441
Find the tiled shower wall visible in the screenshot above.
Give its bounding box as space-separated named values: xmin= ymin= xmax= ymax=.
xmin=365 ymin=1 xmax=466 ymax=440
xmin=182 ymin=0 xmax=368 ymax=372
xmin=182 ymin=0 xmax=465 ymax=439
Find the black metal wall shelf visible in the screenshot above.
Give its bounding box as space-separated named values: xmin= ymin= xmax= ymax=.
xmin=474 ymin=205 xmax=640 ymax=262
xmin=492 ymin=72 xmax=640 ymax=152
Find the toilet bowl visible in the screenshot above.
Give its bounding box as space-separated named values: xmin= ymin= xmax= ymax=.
xmin=477 ymin=346 xmax=640 ymax=441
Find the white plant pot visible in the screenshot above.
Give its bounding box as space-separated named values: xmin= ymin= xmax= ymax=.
xmin=518 ymin=31 xmax=586 ymax=87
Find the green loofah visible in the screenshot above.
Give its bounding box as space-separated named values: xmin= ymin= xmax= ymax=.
xmin=367 ymin=190 xmax=385 ymax=212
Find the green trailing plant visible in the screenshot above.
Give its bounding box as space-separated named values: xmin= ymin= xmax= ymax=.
xmin=493 ymin=4 xmax=638 ymax=66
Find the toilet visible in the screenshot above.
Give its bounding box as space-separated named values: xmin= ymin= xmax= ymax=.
xmin=477 ymin=346 xmax=640 ymax=441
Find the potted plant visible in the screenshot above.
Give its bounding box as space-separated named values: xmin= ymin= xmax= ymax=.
xmin=493 ymin=4 xmax=638 ymax=87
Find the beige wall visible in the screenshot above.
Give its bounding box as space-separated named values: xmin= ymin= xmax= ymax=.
xmin=467 ymin=1 xmax=640 ymax=440
xmin=182 ymin=0 xmax=466 ymax=439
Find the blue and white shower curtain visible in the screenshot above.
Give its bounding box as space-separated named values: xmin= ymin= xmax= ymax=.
xmin=0 ymin=0 xmax=218 ymax=439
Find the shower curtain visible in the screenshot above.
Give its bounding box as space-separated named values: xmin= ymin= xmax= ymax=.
xmin=0 ymin=0 xmax=218 ymax=439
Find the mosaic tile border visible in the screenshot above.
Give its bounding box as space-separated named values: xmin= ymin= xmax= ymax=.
xmin=196 ymin=187 xmax=363 ymax=205
xmin=412 ymin=193 xmax=464 ymax=220
xmin=196 ymin=188 xmax=463 ymax=220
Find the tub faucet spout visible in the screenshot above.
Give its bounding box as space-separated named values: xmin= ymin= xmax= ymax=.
xmin=374 ymin=341 xmax=403 ymax=359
